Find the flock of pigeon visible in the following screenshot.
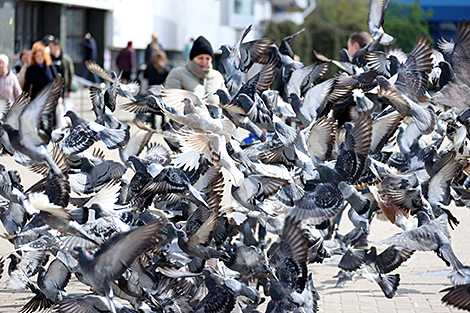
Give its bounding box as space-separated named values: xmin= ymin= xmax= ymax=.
xmin=1 ymin=0 xmax=470 ymax=312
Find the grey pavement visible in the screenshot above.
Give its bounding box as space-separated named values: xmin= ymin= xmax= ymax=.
xmin=0 ymin=88 xmax=467 ymax=312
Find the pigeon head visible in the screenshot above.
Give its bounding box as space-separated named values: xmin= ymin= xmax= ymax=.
xmin=215 ymin=89 xmax=231 ymax=104
xmin=342 ymin=122 xmax=354 ymax=133
xmin=8 ymin=169 xmax=21 ymax=185
xmin=366 ymin=246 xmax=378 ymax=263
xmin=110 ymin=71 xmax=118 ymax=80
xmin=423 ymin=147 xmax=438 ymax=166
xmin=340 ymin=48 xmax=350 ymax=62
xmin=438 ymin=60 xmax=453 ymax=75
xmin=376 ymin=76 xmax=391 ymax=90
xmin=90 ymin=204 xmax=105 ymax=218
xmin=289 ymin=93 xmax=301 ymax=106
xmin=268 ymin=279 xmax=284 ymax=301
xmin=80 ymin=158 xmax=94 ymax=172
xmin=415 ymin=211 xmax=432 ymax=226
xmin=219 ymin=45 xmax=231 ymax=59
xmin=127 ymin=155 xmax=143 ymax=170
xmin=388 ymin=55 xmax=399 ymax=76
xmin=176 ymin=230 xmax=188 ymax=241
xmin=64 ymin=111 xmax=80 ymax=127
xmin=398 ymin=179 xmax=412 ymax=190
xmin=182 ymin=98 xmax=195 ymax=115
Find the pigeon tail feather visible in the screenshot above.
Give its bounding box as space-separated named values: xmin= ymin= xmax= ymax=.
xmin=411 ymin=104 xmax=436 ymax=135
xmin=378 ymin=273 xmax=400 ymax=299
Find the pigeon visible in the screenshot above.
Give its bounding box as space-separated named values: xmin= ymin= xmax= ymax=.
xmin=177 ymin=210 xmax=230 ymax=261
xmin=1 ymin=76 xmax=65 ymax=178
xmin=266 ymin=216 xmax=319 ymax=312
xmin=360 ymin=246 xmax=414 ymax=298
xmin=159 ymin=91 xmax=234 ymax=142
xmin=133 ymin=166 xmax=209 ymax=209
xmin=60 ymin=110 xmax=130 ymax=155
xmin=220 ymin=24 xmax=277 ymax=94
xmin=74 ymin=218 xmax=164 ymax=313
xmin=53 ymin=294 xmax=139 ymax=313
xmin=289 ymin=114 xmax=372 ymax=223
xmin=27 ymin=193 xmax=99 ymax=245
xmin=85 ymin=60 xmax=139 ymax=102
xmin=215 ymin=88 xmax=267 ymax=142
xmin=19 ymin=258 xmax=71 ymax=313
xmin=368 ymin=0 xmax=396 ymax=45
xmin=174 ymin=129 xmax=244 ymax=186
xmin=377 ymin=211 xmax=463 ymax=270
xmin=432 ymin=18 xmax=470 ymax=110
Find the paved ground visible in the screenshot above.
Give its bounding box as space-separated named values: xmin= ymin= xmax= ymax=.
xmin=0 ymin=88 xmax=468 ymax=312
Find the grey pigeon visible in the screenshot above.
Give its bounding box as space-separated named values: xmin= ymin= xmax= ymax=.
xmin=220 ymin=24 xmax=276 ymax=94
xmin=359 ymin=245 xmax=412 ymax=299
xmin=378 ymin=211 xmax=463 ymax=270
xmin=85 ymin=60 xmax=139 ymax=102
xmin=368 ymin=0 xmax=396 ymax=45
xmin=177 ymin=210 xmax=229 ymax=261
xmin=53 ymin=294 xmax=138 ymax=313
xmin=27 ymin=193 xmax=98 ymax=245
xmin=89 ymin=85 xmax=130 ymax=132
xmin=433 ymin=19 xmax=470 ymax=110
xmin=0 ymin=164 xmax=37 ymax=215
xmin=1 ymin=76 xmax=65 ymax=178
xmin=20 ymin=258 xmax=71 ymax=312
xmin=74 ymin=218 xmax=164 ymax=313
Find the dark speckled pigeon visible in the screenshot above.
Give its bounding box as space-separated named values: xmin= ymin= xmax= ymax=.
xmin=60 ymin=110 xmax=129 ymax=155
xmin=289 ymin=114 xmax=372 ymax=224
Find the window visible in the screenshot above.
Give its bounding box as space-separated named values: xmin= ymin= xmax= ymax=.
xmin=234 ymin=0 xmax=253 ymax=15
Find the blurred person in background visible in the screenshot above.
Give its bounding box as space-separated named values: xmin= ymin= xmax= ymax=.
xmin=16 ymin=49 xmax=31 ymax=88
xmin=48 ymin=36 xmax=75 ymax=97
xmin=116 ymin=41 xmax=135 ymax=84
xmin=23 ymin=42 xmax=57 ymax=100
xmin=143 ymin=47 xmax=170 ymax=129
xmin=0 ymin=54 xmax=22 ymax=105
xmin=48 ymin=35 xmax=76 ymax=128
xmin=165 ymin=35 xmax=226 ymax=104
xmin=346 ymin=31 xmax=373 ymax=58
xmin=13 ymin=49 xmax=29 ymax=76
xmin=145 ymin=47 xmax=170 ymax=86
xmin=181 ymin=37 xmax=194 ymax=64
xmin=145 ymin=33 xmax=164 ymax=66
xmin=83 ymin=32 xmax=100 ymax=83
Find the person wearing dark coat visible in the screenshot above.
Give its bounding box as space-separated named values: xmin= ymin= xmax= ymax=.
xmin=116 ymin=41 xmax=136 ymax=84
xmin=83 ymin=32 xmax=99 ymax=83
xmin=47 ymin=36 xmax=75 ymax=96
xmin=143 ymin=48 xmax=170 ymax=129
xmin=145 ymin=33 xmax=164 ymax=66
xmin=145 ymin=48 xmax=170 ymax=86
xmin=23 ymin=41 xmax=57 ymax=100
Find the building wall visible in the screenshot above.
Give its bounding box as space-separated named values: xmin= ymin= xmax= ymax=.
xmin=3 ymin=0 xmax=275 ymax=77
xmin=0 ymin=0 xmax=17 ymax=56
xmin=111 ymin=0 xmax=272 ymax=52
